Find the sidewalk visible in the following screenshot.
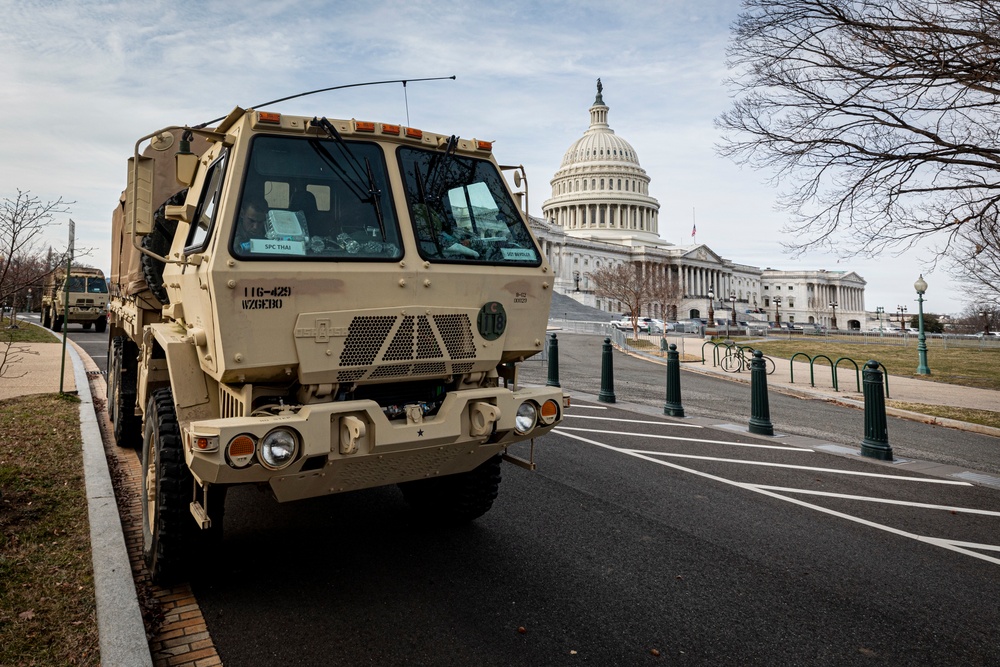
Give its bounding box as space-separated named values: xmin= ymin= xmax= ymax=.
xmin=622 ymin=334 xmax=1000 ymax=438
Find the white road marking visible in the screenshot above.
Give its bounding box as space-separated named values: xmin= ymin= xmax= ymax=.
xmin=622 ymin=447 xmax=971 ymax=484
xmin=568 ymin=404 xmax=608 ymax=410
xmin=752 ymin=485 xmax=1000 ymax=517
xmin=554 ymin=430 xmax=1000 ymax=567
xmin=556 ymin=426 xmax=810 ymax=451
xmin=565 ymin=414 xmax=703 ymax=428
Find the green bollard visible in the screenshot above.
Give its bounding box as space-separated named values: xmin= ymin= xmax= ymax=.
xmin=598 ymin=337 xmax=617 ymax=403
xmin=861 ymin=360 xmax=893 ymax=461
xmin=663 ymin=343 xmax=684 ymax=417
xmin=546 ymin=333 xmax=561 ymax=388
xmin=748 ymin=350 xmax=774 ymax=436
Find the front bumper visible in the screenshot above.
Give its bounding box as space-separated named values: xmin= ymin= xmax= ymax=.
xmin=182 ymin=385 xmax=563 ymax=502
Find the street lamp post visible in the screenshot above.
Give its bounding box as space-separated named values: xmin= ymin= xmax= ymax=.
xmin=897 ymin=305 xmax=908 ymax=333
xmin=707 ymin=288 xmax=715 ymax=329
xmin=26 ymin=289 xmax=32 ymax=315
xmin=774 ymin=296 xmax=782 ymax=325
xmin=915 ymin=275 xmax=930 ymax=375
xmin=875 ymin=306 xmax=885 ymax=335
xmin=829 ymin=300 xmax=838 ymax=330
xmin=980 ymin=310 xmax=990 ymax=335
xmin=729 ymin=293 xmax=737 ymax=338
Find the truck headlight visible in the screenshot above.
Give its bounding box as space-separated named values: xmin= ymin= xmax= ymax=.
xmin=514 ymin=402 xmax=537 ymax=435
xmin=259 ymin=428 xmax=298 ymax=470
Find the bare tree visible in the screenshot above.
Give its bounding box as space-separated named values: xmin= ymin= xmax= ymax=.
xmin=0 ymin=190 xmax=72 ymax=322
xmin=717 ymin=0 xmax=1000 ymax=259
xmin=649 ymin=271 xmax=683 ymax=323
xmin=589 ymin=262 xmax=651 ymax=336
xmin=951 ymin=222 xmax=1000 ymax=302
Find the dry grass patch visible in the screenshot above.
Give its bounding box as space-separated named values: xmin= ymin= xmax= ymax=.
xmin=886 ymin=401 xmax=1000 ymax=430
xmin=0 ymin=393 xmax=99 ymax=666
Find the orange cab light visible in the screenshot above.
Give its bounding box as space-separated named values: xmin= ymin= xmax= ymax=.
xmin=196 ymin=437 xmax=210 ymax=450
xmin=355 ymin=120 xmax=376 ymax=132
xmin=229 ymin=435 xmax=255 ymax=457
xmin=540 ymin=399 xmax=559 ymax=424
xmin=475 ymin=140 xmax=493 ymax=152
xmin=405 ymin=127 xmax=423 ymax=139
xmin=381 ymin=123 xmax=401 ymax=135
xmin=258 ymin=112 xmax=281 ymax=124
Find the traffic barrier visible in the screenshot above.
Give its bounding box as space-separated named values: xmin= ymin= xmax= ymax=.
xmin=748 ymin=350 xmax=774 ymax=436
xmin=663 ymin=343 xmax=684 ymax=417
xmin=598 ymin=337 xmax=616 ymax=403
xmin=861 ymin=360 xmax=893 ymax=460
xmin=546 ymin=333 xmax=560 ymax=388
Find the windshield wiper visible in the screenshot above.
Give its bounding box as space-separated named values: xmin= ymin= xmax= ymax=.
xmin=364 ymin=157 xmax=386 ymax=240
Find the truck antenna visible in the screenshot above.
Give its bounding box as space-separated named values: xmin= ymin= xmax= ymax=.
xmin=195 ymin=76 xmax=457 ymax=128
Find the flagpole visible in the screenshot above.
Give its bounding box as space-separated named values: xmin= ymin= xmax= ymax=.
xmin=691 ymin=207 xmax=697 ymax=244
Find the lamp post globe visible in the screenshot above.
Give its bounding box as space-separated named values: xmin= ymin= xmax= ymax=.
xmin=707 ymin=288 xmax=715 ymax=329
xmin=914 ymin=274 xmax=930 ymax=375
xmin=829 ymin=300 xmax=838 ymax=330
xmin=774 ymin=296 xmax=782 ymax=325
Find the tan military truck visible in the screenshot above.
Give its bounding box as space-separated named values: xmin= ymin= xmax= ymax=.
xmin=107 ymin=106 xmax=565 ymax=582
xmin=40 ymin=266 xmax=109 ymax=332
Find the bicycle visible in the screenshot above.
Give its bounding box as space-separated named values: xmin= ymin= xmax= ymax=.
xmin=720 ymin=346 xmax=775 ymax=375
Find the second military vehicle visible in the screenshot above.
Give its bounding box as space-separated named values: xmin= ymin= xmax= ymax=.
xmin=41 ymin=266 xmax=109 ymax=332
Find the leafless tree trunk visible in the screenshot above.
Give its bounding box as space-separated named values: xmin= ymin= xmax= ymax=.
xmin=589 ymin=262 xmax=651 ymax=336
xmin=0 ymin=190 xmax=72 ymax=313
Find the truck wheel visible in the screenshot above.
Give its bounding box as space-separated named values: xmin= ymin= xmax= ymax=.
xmin=42 ymin=308 xmax=51 ymax=329
xmin=95 ymin=316 xmax=107 ymax=333
xmin=110 ymin=336 xmax=141 ymax=448
xmin=142 ymin=387 xmax=193 ymax=584
xmin=398 ymin=454 xmax=502 ymax=523
xmin=82 ymin=322 xmax=92 ymax=331
xmin=51 ymin=315 xmax=63 ymax=332
xmin=140 ymin=189 xmax=187 ymax=305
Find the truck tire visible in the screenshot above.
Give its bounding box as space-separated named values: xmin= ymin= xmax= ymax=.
xmin=141 ymin=387 xmax=194 ymax=584
xmin=95 ymin=316 xmax=107 ymax=333
xmin=52 ymin=314 xmax=63 ymax=332
xmin=141 ymin=387 xmax=224 ymax=583
xmin=140 ymin=189 xmax=187 ymax=305
xmin=82 ymin=322 xmax=92 ymax=330
xmin=42 ymin=307 xmax=51 ymax=329
xmin=398 ymin=454 xmax=502 ymax=523
xmin=109 ymin=336 xmax=140 ymax=448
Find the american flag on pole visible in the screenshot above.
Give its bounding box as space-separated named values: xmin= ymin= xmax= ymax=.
xmin=691 ymin=223 xmax=696 ymax=238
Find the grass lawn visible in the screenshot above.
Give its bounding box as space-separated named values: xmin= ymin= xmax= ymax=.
xmin=0 ymin=392 xmax=99 ymax=666
xmin=745 ymin=337 xmax=1000 ymax=391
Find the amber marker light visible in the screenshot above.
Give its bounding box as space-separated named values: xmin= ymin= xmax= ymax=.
xmin=405 ymin=127 xmax=423 ymax=139
xmin=355 ymin=120 xmax=376 ymax=132
xmin=227 ymin=435 xmax=256 ymax=468
xmin=194 ymin=435 xmax=219 ymax=452
xmin=258 ymin=112 xmax=281 ymax=124
xmin=539 ymin=399 xmax=560 ymax=425
xmin=381 ymin=123 xmax=401 ymax=135
xmin=475 ymin=140 xmax=493 ymax=152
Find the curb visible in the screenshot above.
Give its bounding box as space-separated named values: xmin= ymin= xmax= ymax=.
xmin=65 ymin=337 xmax=153 ymax=667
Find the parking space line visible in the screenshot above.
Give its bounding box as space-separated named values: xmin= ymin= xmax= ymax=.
xmin=556 ymin=427 xmax=811 ymax=451
xmin=752 ymin=485 xmax=1000 ymax=517
xmin=624 ymin=447 xmax=971 ymax=484
xmin=556 ymin=430 xmax=999 ymax=566
xmin=565 ymin=414 xmax=703 ymax=428
xmin=568 ymin=404 xmax=608 ymax=410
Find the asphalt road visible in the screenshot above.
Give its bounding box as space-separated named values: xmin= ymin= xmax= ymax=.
xmin=54 ymin=320 xmax=1000 ymax=664
xmin=517 ymin=333 xmax=1000 ymax=477
xmin=191 ymin=400 xmax=1000 ymax=666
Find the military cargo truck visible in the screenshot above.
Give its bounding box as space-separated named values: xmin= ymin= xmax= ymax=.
xmin=107 ymin=106 xmax=564 ymax=582
xmin=40 ymin=266 xmax=109 ymax=332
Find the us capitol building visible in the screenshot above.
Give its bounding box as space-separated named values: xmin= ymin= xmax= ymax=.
xmin=530 ymin=81 xmax=867 ymax=329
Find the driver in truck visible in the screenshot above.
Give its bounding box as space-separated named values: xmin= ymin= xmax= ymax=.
xmin=235 ymin=196 xmax=269 ymax=251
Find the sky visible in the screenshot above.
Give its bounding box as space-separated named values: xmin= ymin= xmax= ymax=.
xmin=0 ymin=0 xmax=966 ymax=316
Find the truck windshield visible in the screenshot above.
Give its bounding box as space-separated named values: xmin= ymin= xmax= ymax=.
xmin=398 ymin=146 xmax=540 ymax=265
xmin=87 ymin=277 xmax=108 ymax=293
xmin=233 ymin=136 xmax=402 ymax=260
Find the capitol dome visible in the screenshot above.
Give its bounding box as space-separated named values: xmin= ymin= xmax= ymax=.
xmin=542 ymin=80 xmax=661 ymax=245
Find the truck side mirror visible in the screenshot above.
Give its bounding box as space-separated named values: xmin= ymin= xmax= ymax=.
xmin=175 ymin=142 xmax=200 ymax=187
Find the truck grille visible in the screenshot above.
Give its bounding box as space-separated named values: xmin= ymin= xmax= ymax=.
xmin=335 ymin=313 xmax=477 ymax=383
